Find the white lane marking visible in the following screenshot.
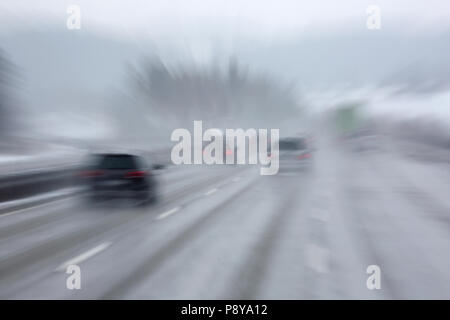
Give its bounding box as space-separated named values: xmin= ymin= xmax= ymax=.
xmin=232 ymin=176 xmax=241 ymax=182
xmin=306 ymin=244 xmax=329 ymax=274
xmin=55 ymin=242 xmax=112 ymax=272
xmin=204 ymin=188 xmax=218 ymax=196
xmin=0 ymin=198 xmax=69 ymax=219
xmin=156 ymin=206 xmax=180 ymax=220
xmin=279 ymin=172 xmax=297 ymax=176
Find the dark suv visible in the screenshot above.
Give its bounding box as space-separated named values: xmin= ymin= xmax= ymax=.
xmin=276 ymin=137 xmax=312 ymax=173
xmin=80 ymin=153 xmax=158 ymax=204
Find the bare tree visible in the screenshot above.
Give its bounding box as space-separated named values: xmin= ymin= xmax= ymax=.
xmin=0 ymin=49 xmax=18 ymax=139
xmin=128 ymin=56 xmax=301 ymax=130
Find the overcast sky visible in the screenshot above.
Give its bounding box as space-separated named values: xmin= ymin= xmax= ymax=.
xmin=2 ymin=0 xmax=450 ymax=39
xmin=2 ymin=1 xmax=450 ymax=90
xmin=2 ymin=1 xmax=450 ymax=135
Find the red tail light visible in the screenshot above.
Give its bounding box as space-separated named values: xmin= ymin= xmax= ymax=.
xmin=124 ymin=171 xmax=147 ymax=178
xmin=297 ymin=153 xmax=311 ymax=160
xmin=79 ymin=170 xmax=104 ymax=177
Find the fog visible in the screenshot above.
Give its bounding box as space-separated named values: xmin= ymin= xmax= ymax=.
xmin=1 ymin=1 xmax=450 ymax=300
xmin=1 ymin=1 xmax=450 ymax=144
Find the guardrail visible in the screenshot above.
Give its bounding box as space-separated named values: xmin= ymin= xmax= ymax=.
xmin=0 ymin=146 xmax=173 ymax=205
xmin=0 ymin=165 xmax=80 ymax=203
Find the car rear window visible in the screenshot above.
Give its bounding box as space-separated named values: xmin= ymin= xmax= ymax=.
xmin=279 ymin=139 xmax=307 ymax=150
xmin=98 ymin=155 xmax=139 ymax=170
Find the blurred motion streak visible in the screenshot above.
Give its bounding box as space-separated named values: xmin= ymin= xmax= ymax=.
xmin=0 ymin=0 xmax=450 ymax=300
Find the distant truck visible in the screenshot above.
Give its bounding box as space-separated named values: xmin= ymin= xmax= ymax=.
xmin=332 ymin=101 xmax=381 ymax=151
xmin=334 ymin=101 xmax=365 ymax=137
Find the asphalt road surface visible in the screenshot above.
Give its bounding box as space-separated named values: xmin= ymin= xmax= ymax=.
xmin=1 ymin=131 xmax=450 ymax=299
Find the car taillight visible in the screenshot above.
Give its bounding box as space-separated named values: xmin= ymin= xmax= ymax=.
xmin=124 ymin=171 xmax=147 ymax=178
xmin=297 ymin=153 xmax=311 ymax=160
xmin=79 ymin=170 xmax=104 ymax=177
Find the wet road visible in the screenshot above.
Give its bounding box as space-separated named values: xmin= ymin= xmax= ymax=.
xmin=1 ymin=132 xmax=450 ymax=299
